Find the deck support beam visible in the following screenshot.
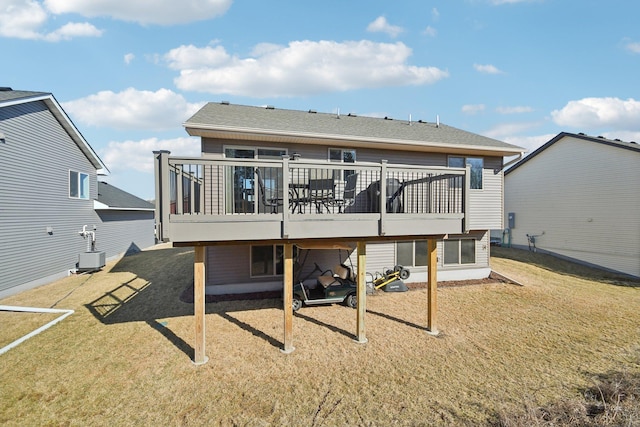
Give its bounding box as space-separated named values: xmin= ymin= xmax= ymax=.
xmin=193 ymin=246 xmax=208 ymax=365
xmin=281 ymin=243 xmax=295 ymax=354
xmin=355 ymin=241 xmax=368 ymax=344
xmin=426 ymin=238 xmax=439 ymax=335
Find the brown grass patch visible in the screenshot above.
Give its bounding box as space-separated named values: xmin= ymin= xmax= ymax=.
xmin=1 ymin=245 xmax=639 ymax=426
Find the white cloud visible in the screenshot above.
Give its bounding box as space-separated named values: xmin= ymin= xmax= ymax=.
xmin=0 ymin=0 xmax=101 ymax=41
xmin=165 ymin=43 xmax=230 ymax=70
xmin=100 ymin=137 xmax=200 ymax=173
xmin=124 ymin=53 xmax=135 ymax=64
xmin=551 ymin=97 xmax=640 ymax=131
xmin=366 ymin=16 xmax=404 ymax=38
xmin=423 ymin=26 xmax=437 ymax=37
xmin=169 ymin=40 xmax=449 ymax=97
xmin=501 ymin=134 xmax=555 ymax=155
xmin=44 ymin=0 xmax=232 ymax=25
xmin=62 ymin=88 xmax=205 ymax=131
xmin=473 ymin=63 xmax=504 ymax=74
xmin=625 ymin=41 xmax=640 ymax=54
xmin=496 ymin=106 xmax=534 ymax=114
xmin=462 ymin=104 xmax=485 ymax=114
xmin=432 ymin=8 xmax=440 ymax=21
xmin=44 ymin=22 xmax=103 ymax=41
xmin=490 ymin=0 xmax=536 ymax=4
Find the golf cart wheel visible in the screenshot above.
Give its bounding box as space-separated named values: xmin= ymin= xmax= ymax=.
xmin=292 ymin=296 xmax=303 ymax=312
xmin=399 ymin=268 xmax=410 ymax=280
xmin=346 ymin=293 xmax=357 ymax=309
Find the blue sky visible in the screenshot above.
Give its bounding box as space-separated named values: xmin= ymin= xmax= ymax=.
xmin=2 ymin=0 xmax=639 ymax=199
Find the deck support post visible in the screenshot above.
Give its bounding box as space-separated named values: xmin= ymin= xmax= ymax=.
xmin=426 ymin=238 xmax=439 ymax=335
xmin=281 ymin=243 xmax=295 ymax=354
xmin=193 ymin=246 xmax=208 ymax=365
xmin=355 ymin=241 xmax=368 ymax=344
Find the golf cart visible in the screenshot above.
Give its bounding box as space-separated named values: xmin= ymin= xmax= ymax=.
xmin=290 ymin=243 xmax=358 ymax=312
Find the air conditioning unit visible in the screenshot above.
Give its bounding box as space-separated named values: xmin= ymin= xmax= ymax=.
xmin=77 ymin=251 xmax=106 ymax=271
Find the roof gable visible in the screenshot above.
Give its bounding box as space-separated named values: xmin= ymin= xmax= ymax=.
xmin=505 ymin=132 xmax=640 ymax=175
xmin=0 ymin=88 xmax=108 ymax=173
xmin=185 ymin=102 xmax=525 ymax=157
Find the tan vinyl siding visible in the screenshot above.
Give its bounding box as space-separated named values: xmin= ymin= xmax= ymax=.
xmin=505 ymin=136 xmax=640 ymax=277
xmin=467 ymin=157 xmax=504 ymax=230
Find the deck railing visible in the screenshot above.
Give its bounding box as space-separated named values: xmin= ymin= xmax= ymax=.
xmin=154 ymin=152 xmax=469 ymax=243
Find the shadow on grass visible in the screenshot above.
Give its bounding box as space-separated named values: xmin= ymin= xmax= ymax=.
xmin=85 ymin=246 xmax=285 ymax=358
xmin=492 ymin=247 xmax=640 ymax=288
xmin=366 ymin=309 xmax=426 ymax=332
xmin=294 ymin=311 xmax=354 ymax=340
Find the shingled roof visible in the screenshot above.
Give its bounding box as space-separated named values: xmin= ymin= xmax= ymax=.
xmin=96 ymin=181 xmax=154 ymax=211
xmin=185 ymin=102 xmax=525 ymax=157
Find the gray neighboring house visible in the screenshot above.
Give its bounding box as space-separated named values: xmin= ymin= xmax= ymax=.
xmin=504 ymin=132 xmax=640 ymax=277
xmin=0 ymin=88 xmax=156 ymax=298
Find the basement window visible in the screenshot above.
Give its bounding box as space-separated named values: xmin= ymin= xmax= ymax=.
xmin=69 ymin=171 xmax=89 ymax=200
xmin=443 ymin=239 xmax=476 ymax=265
xmin=396 ymin=240 xmax=428 ymax=267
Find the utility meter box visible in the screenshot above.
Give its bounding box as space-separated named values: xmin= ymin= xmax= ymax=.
xmin=508 ymin=212 xmax=516 ymax=229
xmin=78 ymin=251 xmax=106 ymax=271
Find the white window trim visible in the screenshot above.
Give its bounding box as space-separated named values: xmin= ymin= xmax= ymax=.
xmin=443 ymin=238 xmax=477 ymax=266
xmin=396 ymin=240 xmax=428 ymax=268
xmin=447 ymin=155 xmax=484 ymax=191
xmin=69 ymin=170 xmax=90 ymax=200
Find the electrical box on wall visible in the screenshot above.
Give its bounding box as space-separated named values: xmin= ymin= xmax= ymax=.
xmin=508 ymin=212 xmax=515 ymax=229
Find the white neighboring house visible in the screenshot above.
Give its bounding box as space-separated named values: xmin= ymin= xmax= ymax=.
xmin=504 ymin=132 xmax=640 ymax=277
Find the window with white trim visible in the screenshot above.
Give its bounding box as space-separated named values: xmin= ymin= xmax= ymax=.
xmin=69 ymin=171 xmax=89 ymax=199
xmin=448 ymin=156 xmax=483 ymax=189
xmin=396 ymin=240 xmax=428 ymax=267
xmin=443 ymin=239 xmax=476 ymax=265
xmin=329 ymin=148 xmax=356 ymax=180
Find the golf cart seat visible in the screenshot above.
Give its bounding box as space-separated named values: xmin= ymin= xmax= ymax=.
xmin=317 ymin=264 xmax=351 ymax=288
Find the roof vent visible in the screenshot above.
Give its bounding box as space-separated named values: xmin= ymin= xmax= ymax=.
xmin=221 ymin=100 xmax=230 ymax=105
xmin=578 ymin=132 xmax=585 ymax=135
xmin=615 ymin=138 xmax=621 ymax=141
xmin=308 ymin=109 xmax=317 ymax=114
xmin=384 ymin=116 xmax=392 ymax=120
xmin=597 ymin=135 xmax=604 ymax=139
xmin=266 ymin=105 xmax=275 ymax=110
xmin=630 ymin=141 xmax=637 ymax=144
xmin=0 ymin=87 xmax=12 ymax=91
xmin=347 ymin=113 xmax=357 ymax=117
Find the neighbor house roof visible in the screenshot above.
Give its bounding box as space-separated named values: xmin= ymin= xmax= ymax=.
xmin=505 ymin=132 xmax=640 ymax=175
xmin=0 ymin=88 xmax=109 ymax=173
xmin=185 ymin=102 xmax=525 ymax=157
xmin=94 ymin=181 xmax=155 ymax=211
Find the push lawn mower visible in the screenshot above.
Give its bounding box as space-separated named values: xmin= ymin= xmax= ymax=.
xmin=367 ymin=265 xmax=410 ymax=293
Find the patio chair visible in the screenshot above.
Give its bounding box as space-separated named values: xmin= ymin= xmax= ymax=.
xmin=308 ymin=178 xmax=335 ymax=213
xmin=333 ymin=173 xmax=358 ymax=213
xmin=254 ymin=167 xmax=283 ymax=213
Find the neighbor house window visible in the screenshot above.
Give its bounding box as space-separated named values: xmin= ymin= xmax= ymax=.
xmin=251 ymin=245 xmax=284 ymax=277
xmin=443 ymin=239 xmax=476 ymax=265
xmin=69 ymin=171 xmax=89 ymax=199
xmin=329 ymin=148 xmax=356 ymax=180
xmin=448 ymin=156 xmax=483 ymax=189
xmin=396 ymin=240 xmax=428 ymax=267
